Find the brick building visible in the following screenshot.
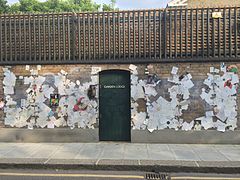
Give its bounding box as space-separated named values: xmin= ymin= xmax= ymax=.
xmin=0 ymin=6 xmax=240 ymax=143
xmin=168 ymin=0 xmax=240 ymax=7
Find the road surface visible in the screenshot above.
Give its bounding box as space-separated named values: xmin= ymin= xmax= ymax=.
xmin=0 ymin=169 xmax=239 ymax=180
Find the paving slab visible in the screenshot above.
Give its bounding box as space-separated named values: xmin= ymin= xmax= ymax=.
xmin=0 ymin=143 xmax=18 ymax=157
xmin=59 ymin=143 xmax=85 ymax=151
xmin=123 ymin=144 xmax=149 ymax=160
xmin=2 ymin=144 xmax=42 ymax=158
xmin=213 ymin=144 xmax=240 ymax=150
xmin=147 ymin=144 xmax=175 ymax=160
xmin=168 ymin=144 xmax=191 ymax=150
xmin=214 ymin=149 xmax=240 ymax=161
xmin=173 ymin=149 xmax=200 ymax=161
xmin=75 ymin=143 xmax=104 ymax=159
xmin=190 ymin=145 xmax=230 ymax=161
xmin=29 ymin=143 xmax=63 ymax=159
xmin=100 ymin=143 xmax=125 ymax=159
xmin=50 ymin=143 xmax=84 ymax=159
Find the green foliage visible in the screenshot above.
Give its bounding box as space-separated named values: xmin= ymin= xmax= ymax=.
xmin=0 ymin=0 xmax=9 ymax=14
xmin=3 ymin=0 xmax=117 ymax=14
xmin=102 ymin=0 xmax=118 ymax=11
xmin=8 ymin=3 xmax=20 ymax=13
xmin=79 ymin=0 xmax=100 ymax=12
xmin=18 ymin=0 xmax=44 ymax=12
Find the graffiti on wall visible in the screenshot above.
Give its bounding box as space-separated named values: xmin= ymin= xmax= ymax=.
xmin=3 ymin=66 xmax=99 ymax=129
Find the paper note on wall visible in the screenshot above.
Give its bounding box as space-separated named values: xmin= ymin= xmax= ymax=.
xmin=171 ymin=66 xmax=178 ymax=75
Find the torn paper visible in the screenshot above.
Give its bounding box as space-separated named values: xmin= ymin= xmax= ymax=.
xmin=129 ymin=64 xmax=138 ymax=75
xmin=91 ymin=67 xmax=101 ymax=75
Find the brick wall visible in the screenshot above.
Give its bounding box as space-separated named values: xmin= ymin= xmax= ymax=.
xmin=1 ymin=62 xmax=239 ymax=131
xmin=137 ymin=62 xmax=240 ymax=130
xmin=188 ymin=0 xmax=240 ymax=8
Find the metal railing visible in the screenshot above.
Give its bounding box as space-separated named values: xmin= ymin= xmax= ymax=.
xmin=0 ymin=7 xmax=240 ymax=65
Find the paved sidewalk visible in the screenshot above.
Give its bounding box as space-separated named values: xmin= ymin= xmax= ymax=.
xmin=0 ymin=143 xmax=239 ymax=173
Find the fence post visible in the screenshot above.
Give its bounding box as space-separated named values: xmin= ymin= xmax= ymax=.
xmin=164 ymin=9 xmax=167 ymax=59
xmin=71 ymin=13 xmax=77 ymax=62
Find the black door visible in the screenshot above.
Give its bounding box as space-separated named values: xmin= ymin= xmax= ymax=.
xmin=99 ymin=70 xmax=131 ymax=141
